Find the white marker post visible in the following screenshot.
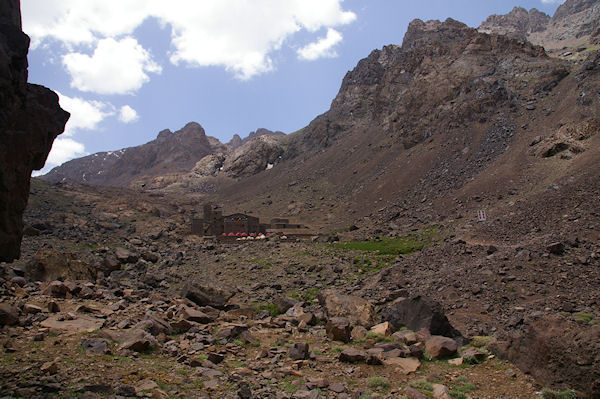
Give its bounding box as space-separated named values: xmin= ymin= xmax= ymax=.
xmin=477 ymin=210 xmax=486 ymax=222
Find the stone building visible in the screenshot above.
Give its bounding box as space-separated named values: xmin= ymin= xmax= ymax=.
xmin=191 ymin=203 xmax=265 ymax=236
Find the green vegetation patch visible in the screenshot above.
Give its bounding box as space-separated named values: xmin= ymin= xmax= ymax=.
xmin=249 ymin=257 xmax=273 ymax=269
xmin=541 ymin=388 xmax=577 ymax=399
xmin=410 ymin=380 xmax=433 ymax=392
xmin=331 ymin=227 xmax=440 ymax=256
xmin=449 ymin=378 xmax=477 ymax=398
xmin=288 ymin=287 xmax=320 ymax=302
xmin=573 ymin=312 xmax=595 ymax=324
xmin=367 ymin=376 xmax=390 ymax=391
xmin=470 ymin=336 xmax=495 ymax=348
xmin=254 ymin=303 xmax=281 ymax=317
xmin=279 ymin=376 xmax=303 ymax=394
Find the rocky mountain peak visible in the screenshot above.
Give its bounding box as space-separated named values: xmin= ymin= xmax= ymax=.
xmin=402 ymin=18 xmax=472 ymax=50
xmin=156 ymin=129 xmax=172 ymax=140
xmin=478 ymin=7 xmax=550 ymax=40
xmin=553 ymin=0 xmax=598 ymax=20
xmin=227 ymin=134 xmax=243 ymax=149
xmin=479 ymin=0 xmax=599 ymax=52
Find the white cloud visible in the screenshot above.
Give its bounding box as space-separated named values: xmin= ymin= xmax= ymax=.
xmin=22 ymin=0 xmax=356 ymax=81
xmin=32 ymin=92 xmax=115 ymax=175
xmin=297 ymin=28 xmax=343 ymax=61
xmin=160 ymin=1 xmax=356 ymax=79
xmin=22 ymin=0 xmax=153 ymax=48
xmin=56 ymin=92 xmax=113 ymax=136
xmin=32 ymin=137 xmax=87 ymax=175
xmin=46 ymin=138 xmax=87 ymax=166
xmin=118 ymin=105 xmax=139 ymax=123
xmin=62 ymin=37 xmax=161 ymax=95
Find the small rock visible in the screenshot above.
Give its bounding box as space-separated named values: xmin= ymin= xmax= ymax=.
xmin=432 ymin=384 xmax=452 ymax=399
xmin=351 ymin=326 xmax=367 ymax=341
xmin=81 ymin=338 xmax=109 ymax=355
xmin=152 ymin=389 xmax=170 ymax=399
xmin=10 ymin=276 xmax=26 ymax=287
xmin=393 ymin=330 xmax=418 ymax=345
xmin=237 ymin=381 xmax=252 ymax=399
xmin=120 ymin=335 xmax=158 ymax=353
xmin=47 ymin=301 xmax=60 ymax=313
xmin=208 ymin=352 xmax=225 ymax=364
xmin=383 ymin=357 xmax=420 ymax=374
xmin=116 ymin=384 xmax=136 ymax=396
xmin=405 ymin=386 xmax=428 ymax=399
xmin=41 ymin=281 xmax=69 ymax=298
xmin=370 ymin=321 xmax=393 ymax=336
xmin=425 ymin=336 xmax=457 ymax=359
xmin=41 ymin=359 xmax=59 ymax=374
xmin=135 ymin=379 xmax=159 ymax=393
xmin=546 ymin=242 xmax=565 ymax=255
xmin=328 ymin=383 xmax=346 ymax=393
xmin=326 ymin=317 xmax=352 ymax=343
xmin=448 ymin=357 xmax=463 ymax=365
xmin=115 ymin=248 xmax=138 ymax=264
xmin=170 ymin=319 xmax=193 ymax=334
xmin=289 ymin=342 xmax=310 ymax=360
xmin=182 ymin=307 xmax=214 ymax=323
xmin=339 ymin=348 xmax=367 ymax=363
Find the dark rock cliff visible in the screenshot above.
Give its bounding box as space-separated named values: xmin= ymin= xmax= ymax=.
xmin=0 ymin=0 xmax=69 ymax=262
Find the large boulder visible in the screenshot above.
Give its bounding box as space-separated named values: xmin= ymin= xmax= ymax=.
xmin=24 ymin=249 xmax=96 ymax=282
xmin=490 ymin=316 xmax=600 ymax=398
xmin=381 ymin=296 xmax=463 ymax=340
xmin=318 ymin=289 xmax=376 ymax=328
xmin=0 ymin=0 xmax=69 ymax=262
xmin=181 ymin=280 xmax=235 ymax=309
xmin=326 ymin=317 xmax=352 ymax=343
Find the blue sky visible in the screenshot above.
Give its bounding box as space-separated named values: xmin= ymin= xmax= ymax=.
xmin=22 ymin=0 xmax=563 ymax=174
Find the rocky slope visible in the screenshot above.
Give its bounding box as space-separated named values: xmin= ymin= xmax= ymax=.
xmin=479 ymin=0 xmax=600 ymax=53
xmin=0 ymin=179 xmax=575 ymax=398
xmin=0 ymin=0 xmax=69 ymax=262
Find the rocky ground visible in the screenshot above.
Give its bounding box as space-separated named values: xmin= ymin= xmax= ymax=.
xmin=0 ymin=179 xmax=598 ymax=398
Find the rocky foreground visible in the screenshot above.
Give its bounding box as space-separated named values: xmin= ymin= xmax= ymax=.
xmin=0 ymin=247 xmax=539 ymax=399
xmin=0 ymin=180 xmax=597 ymax=398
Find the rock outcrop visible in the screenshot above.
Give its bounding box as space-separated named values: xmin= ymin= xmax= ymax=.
xmin=478 ymin=7 xmax=551 ymax=40
xmin=479 ymin=0 xmax=600 ymax=52
xmin=222 ymin=135 xmax=284 ymax=178
xmin=0 ymin=0 xmax=69 ymax=262
xmin=491 ymin=316 xmax=600 ymax=398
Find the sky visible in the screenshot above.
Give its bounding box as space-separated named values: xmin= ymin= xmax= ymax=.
xmin=22 ymin=0 xmax=564 ymax=175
